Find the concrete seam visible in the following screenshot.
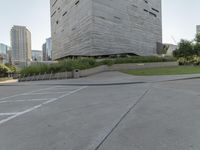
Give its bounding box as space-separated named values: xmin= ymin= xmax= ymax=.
xmin=94 ymin=88 xmax=150 ymax=150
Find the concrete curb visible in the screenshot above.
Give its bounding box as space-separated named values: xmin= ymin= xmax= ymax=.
xmin=36 ymin=75 xmax=200 ymax=87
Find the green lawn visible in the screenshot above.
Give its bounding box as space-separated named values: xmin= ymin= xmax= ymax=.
xmin=123 ymin=66 xmax=200 ymax=76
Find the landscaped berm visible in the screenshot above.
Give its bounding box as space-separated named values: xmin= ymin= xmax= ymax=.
xmin=20 ymin=56 xmax=176 ymax=76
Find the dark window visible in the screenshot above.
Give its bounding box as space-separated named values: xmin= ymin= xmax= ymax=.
xmin=75 ymin=0 xmax=80 ymax=5
xmin=56 ymin=20 xmax=59 ymax=24
xmin=51 ymin=11 xmax=56 ymax=17
xmin=52 ymin=0 xmax=58 ymax=7
xmin=152 ymin=8 xmax=159 ymax=13
xmin=63 ymin=11 xmax=67 ymax=16
xmin=144 ymin=9 xmax=148 ymax=12
xmin=144 ymin=0 xmax=148 ymax=3
xmin=132 ymin=4 xmax=138 ymax=8
xmin=149 ymin=12 xmax=157 ymax=17
xmin=98 ymin=16 xmax=105 ymax=20
xmin=114 ymin=16 xmax=121 ymax=20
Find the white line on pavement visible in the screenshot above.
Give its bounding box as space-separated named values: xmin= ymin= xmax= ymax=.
xmin=0 ymin=113 xmax=18 ymax=116
xmin=0 ymin=86 xmax=59 ymax=101
xmin=0 ymin=99 xmax=49 ymax=104
xmin=22 ymin=92 xmax=67 ymax=95
xmin=0 ymin=86 xmax=88 ymax=125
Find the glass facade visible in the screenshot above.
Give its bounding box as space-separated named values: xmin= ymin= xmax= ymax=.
xmin=0 ymin=43 xmax=9 ymax=64
xmin=32 ymin=50 xmax=42 ymax=62
xmin=46 ymin=38 xmax=52 ymax=60
xmin=42 ymin=37 xmax=52 ymax=61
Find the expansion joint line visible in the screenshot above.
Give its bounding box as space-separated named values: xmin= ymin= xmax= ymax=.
xmin=94 ymin=89 xmax=151 ymax=150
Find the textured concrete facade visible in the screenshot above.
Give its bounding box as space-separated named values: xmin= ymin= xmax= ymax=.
xmin=50 ymin=0 xmax=162 ymax=60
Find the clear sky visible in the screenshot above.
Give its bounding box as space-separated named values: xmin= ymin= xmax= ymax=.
xmin=0 ymin=0 xmax=199 ymax=50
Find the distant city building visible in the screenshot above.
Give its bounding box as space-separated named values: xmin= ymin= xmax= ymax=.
xmin=0 ymin=43 xmax=10 ymax=64
xmin=197 ymin=25 xmax=200 ymax=34
xmin=50 ymin=0 xmax=162 ymax=60
xmin=11 ymin=25 xmax=32 ymax=66
xmin=32 ymin=50 xmax=42 ymax=62
xmin=42 ymin=37 xmax=52 ymax=61
xmin=7 ymin=49 xmax=12 ymax=64
xmin=0 ymin=55 xmax=3 ymax=64
xmin=42 ymin=43 xmax=46 ymax=61
xmin=164 ymin=43 xmax=178 ymax=56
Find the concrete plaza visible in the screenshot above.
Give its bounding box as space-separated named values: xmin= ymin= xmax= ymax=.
xmin=0 ymin=71 xmax=200 ymax=150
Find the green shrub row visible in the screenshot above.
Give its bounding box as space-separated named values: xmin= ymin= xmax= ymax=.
xmin=20 ymin=58 xmax=99 ymax=76
xmin=20 ymin=56 xmax=176 ymax=76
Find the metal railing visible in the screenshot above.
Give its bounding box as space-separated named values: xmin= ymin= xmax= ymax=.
xmin=18 ymin=71 xmax=72 ymax=82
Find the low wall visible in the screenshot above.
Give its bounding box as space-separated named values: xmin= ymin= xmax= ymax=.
xmin=108 ymin=62 xmax=178 ymax=71
xmin=19 ymin=62 xmax=178 ymax=82
xmin=80 ymin=65 xmax=108 ymax=77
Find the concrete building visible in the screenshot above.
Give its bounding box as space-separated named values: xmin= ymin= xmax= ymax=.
xmin=0 ymin=43 xmax=9 ymax=64
xmin=197 ymin=25 xmax=200 ymax=34
xmin=163 ymin=43 xmax=177 ymax=56
xmin=0 ymin=55 xmax=3 ymax=64
xmin=50 ymin=0 xmax=162 ymax=60
xmin=11 ymin=25 xmax=32 ymax=66
xmin=32 ymin=50 xmax=42 ymax=62
xmin=7 ymin=50 xmax=13 ymax=64
xmin=42 ymin=37 xmax=52 ymax=61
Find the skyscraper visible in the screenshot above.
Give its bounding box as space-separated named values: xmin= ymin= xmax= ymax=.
xmin=0 ymin=43 xmax=9 ymax=64
xmin=32 ymin=50 xmax=42 ymax=62
xmin=11 ymin=25 xmax=32 ymax=66
xmin=197 ymin=25 xmax=200 ymax=34
xmin=50 ymin=0 xmax=162 ymax=60
xmin=42 ymin=37 xmax=52 ymax=61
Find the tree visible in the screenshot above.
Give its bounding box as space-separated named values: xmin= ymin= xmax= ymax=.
xmin=173 ymin=40 xmax=194 ymax=58
xmin=193 ymin=43 xmax=200 ymax=55
xmin=0 ymin=64 xmax=11 ymax=77
xmin=5 ymin=64 xmax=17 ymax=73
xmin=195 ymin=34 xmax=200 ymax=43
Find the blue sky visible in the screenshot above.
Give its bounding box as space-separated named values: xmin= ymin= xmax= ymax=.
xmin=0 ymin=0 xmax=199 ymax=49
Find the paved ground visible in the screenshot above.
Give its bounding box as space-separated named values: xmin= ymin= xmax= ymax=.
xmin=1 ymin=71 xmax=200 ymax=150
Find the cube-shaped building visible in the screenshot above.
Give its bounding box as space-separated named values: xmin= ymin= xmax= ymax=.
xmin=50 ymin=0 xmax=162 ymax=60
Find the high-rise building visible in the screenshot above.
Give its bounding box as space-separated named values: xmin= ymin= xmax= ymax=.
xmin=50 ymin=0 xmax=162 ymax=60
xmin=42 ymin=37 xmax=52 ymax=61
xmin=11 ymin=25 xmax=32 ymax=66
xmin=197 ymin=25 xmax=200 ymax=34
xmin=32 ymin=50 xmax=42 ymax=62
xmin=0 ymin=43 xmax=9 ymax=64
